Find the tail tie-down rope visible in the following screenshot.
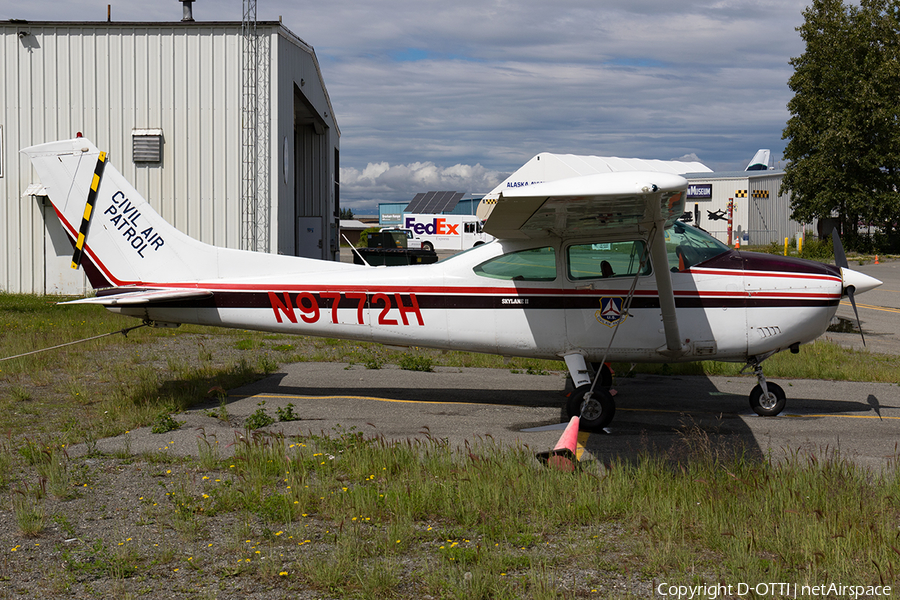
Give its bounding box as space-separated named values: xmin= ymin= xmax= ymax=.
xmin=0 ymin=323 xmax=147 ymax=363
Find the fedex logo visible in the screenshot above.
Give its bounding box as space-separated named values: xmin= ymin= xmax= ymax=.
xmin=404 ymin=217 xmax=459 ymax=236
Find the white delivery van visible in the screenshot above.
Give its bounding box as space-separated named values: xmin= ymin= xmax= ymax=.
xmin=401 ymin=214 xmax=494 ymax=251
xmin=379 ymin=228 xmax=423 ymax=249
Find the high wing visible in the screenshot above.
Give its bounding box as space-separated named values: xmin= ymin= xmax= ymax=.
xmin=483 ymin=170 xmax=688 ymax=239
xmin=482 ymin=158 xmax=701 ymax=356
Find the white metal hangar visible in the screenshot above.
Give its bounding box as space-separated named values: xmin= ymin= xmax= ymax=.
xmin=1 ymin=12 xmax=340 ymax=295
xmin=683 ymin=170 xmax=810 ymax=248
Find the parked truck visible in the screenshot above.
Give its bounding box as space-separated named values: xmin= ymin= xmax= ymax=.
xmin=401 ymin=214 xmax=494 ymax=251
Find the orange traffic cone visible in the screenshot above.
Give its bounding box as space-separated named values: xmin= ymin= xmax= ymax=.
xmin=875 ymin=255 xmax=880 ymax=265
xmin=735 ymin=238 xmax=741 ymax=249
xmin=536 ymin=416 xmax=581 ymax=471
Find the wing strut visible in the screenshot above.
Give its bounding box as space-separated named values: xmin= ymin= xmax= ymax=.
xmin=648 ymin=221 xmax=686 ymax=357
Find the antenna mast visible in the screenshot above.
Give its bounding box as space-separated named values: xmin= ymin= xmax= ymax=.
xmin=241 ymin=0 xmax=271 ymax=251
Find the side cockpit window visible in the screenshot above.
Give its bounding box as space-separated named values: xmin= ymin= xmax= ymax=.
xmin=665 ymin=221 xmax=730 ymax=272
xmin=473 ymin=247 xmax=557 ymax=281
xmin=567 ymin=241 xmax=651 ymax=280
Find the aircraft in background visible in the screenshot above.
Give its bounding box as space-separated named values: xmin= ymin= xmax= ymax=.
xmin=745 ymin=149 xmax=773 ymax=171
xmin=21 ymin=138 xmax=881 ymax=431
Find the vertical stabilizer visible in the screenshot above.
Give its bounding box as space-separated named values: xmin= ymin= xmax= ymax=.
xmin=21 ymin=138 xmax=220 ymax=287
xmin=745 ymin=149 xmax=772 ymax=171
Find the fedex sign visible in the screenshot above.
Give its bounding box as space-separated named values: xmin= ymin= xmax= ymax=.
xmin=404 ymin=216 xmax=459 ymax=236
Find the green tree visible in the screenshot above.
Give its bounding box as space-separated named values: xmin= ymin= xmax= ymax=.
xmin=782 ymin=0 xmax=900 ymax=250
xmin=339 ymin=207 xmax=355 ymax=220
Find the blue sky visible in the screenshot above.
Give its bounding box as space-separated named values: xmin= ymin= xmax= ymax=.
xmin=3 ymin=0 xmax=810 ymax=211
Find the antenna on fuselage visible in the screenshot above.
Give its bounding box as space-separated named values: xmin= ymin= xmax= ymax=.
xmin=342 ymin=233 xmax=372 ymax=267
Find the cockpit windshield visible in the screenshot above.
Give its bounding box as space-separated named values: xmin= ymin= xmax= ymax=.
xmin=665 ymin=221 xmax=730 ymax=272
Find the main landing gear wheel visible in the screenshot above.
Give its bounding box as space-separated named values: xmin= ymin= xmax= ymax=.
xmin=566 ymin=386 xmax=615 ymax=431
xmin=749 ymin=382 xmax=786 ymax=417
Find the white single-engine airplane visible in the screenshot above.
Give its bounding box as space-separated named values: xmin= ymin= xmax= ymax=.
xmin=22 ymin=138 xmax=882 ymax=431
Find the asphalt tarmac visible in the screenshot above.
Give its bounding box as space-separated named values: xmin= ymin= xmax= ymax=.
xmin=90 ymin=361 xmax=900 ymax=471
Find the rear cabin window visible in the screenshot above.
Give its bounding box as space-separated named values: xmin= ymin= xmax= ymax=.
xmin=473 ymin=247 xmax=557 ymax=281
xmin=567 ymin=241 xmax=651 ymax=280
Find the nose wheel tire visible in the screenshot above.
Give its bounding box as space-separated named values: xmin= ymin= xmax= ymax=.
xmin=749 ymin=382 xmax=786 ymax=416
xmin=565 ymin=385 xmax=615 ymax=431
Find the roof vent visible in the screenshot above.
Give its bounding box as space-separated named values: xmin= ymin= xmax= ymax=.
xmin=179 ymin=0 xmax=195 ymax=22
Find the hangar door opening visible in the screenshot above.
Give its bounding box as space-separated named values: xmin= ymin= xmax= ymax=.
xmin=294 ymin=88 xmax=329 ymax=259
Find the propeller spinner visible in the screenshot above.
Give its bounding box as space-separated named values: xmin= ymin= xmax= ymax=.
xmin=831 ymin=229 xmax=883 ymax=346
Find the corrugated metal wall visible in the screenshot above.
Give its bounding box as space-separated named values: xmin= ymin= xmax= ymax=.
xmin=747 ymin=174 xmax=815 ymax=245
xmin=686 ymin=172 xmax=811 ymax=247
xmin=688 ymin=175 xmax=748 ymax=244
xmin=2 ymin=23 xmax=252 ymax=293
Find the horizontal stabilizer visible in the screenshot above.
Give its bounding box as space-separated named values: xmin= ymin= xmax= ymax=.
xmin=60 ymin=288 xmax=213 ymax=306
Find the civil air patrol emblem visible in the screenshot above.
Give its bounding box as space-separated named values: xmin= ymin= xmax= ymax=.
xmin=596 ymin=297 xmax=627 ymax=328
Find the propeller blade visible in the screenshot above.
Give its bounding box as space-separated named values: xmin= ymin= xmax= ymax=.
xmin=831 ymin=228 xmax=848 ymax=269
xmin=846 ymin=286 xmax=866 ymax=347
xmin=832 ymin=229 xmax=869 ymax=346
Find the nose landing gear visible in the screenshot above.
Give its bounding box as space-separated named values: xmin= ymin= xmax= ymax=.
xmin=744 ymin=357 xmax=786 ymax=417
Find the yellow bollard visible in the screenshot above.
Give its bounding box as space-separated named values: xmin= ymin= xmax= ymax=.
xmin=798 ymin=233 xmax=803 ymax=255
xmin=784 ymin=237 xmax=789 ymax=256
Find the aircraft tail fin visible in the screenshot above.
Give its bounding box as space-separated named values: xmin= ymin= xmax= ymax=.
xmin=745 ymin=149 xmax=772 ymax=171
xmin=22 ymin=138 xmax=222 ymax=287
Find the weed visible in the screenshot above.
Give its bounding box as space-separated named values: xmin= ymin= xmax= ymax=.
xmin=11 ymin=485 xmax=45 ymax=536
xmin=245 ymin=401 xmax=275 ymax=430
xmin=0 ymin=438 xmax=13 ymax=491
xmin=205 ymin=386 xmax=229 ymax=422
xmin=151 ymin=413 xmax=182 ymax=434
xmin=51 ymin=513 xmax=77 ymax=537
xmin=37 ymin=446 xmax=73 ymax=499
xmin=524 ymin=362 xmax=548 ymax=376
xmin=276 ymin=403 xmax=301 ymax=422
xmin=197 ymin=430 xmax=221 ymax=470
xmin=399 ymin=352 xmax=434 ymax=372
xmin=235 ymin=339 xmax=257 ymax=350
xmin=18 ymin=437 xmax=46 ymax=466
xmin=61 ymin=538 xmax=138 ymax=580
xmin=9 ymin=386 xmax=32 ymax=402
xmin=257 ymin=353 xmax=279 ymax=374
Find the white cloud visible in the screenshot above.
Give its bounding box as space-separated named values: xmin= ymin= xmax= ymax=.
xmin=341 ymin=161 xmax=509 ymax=208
